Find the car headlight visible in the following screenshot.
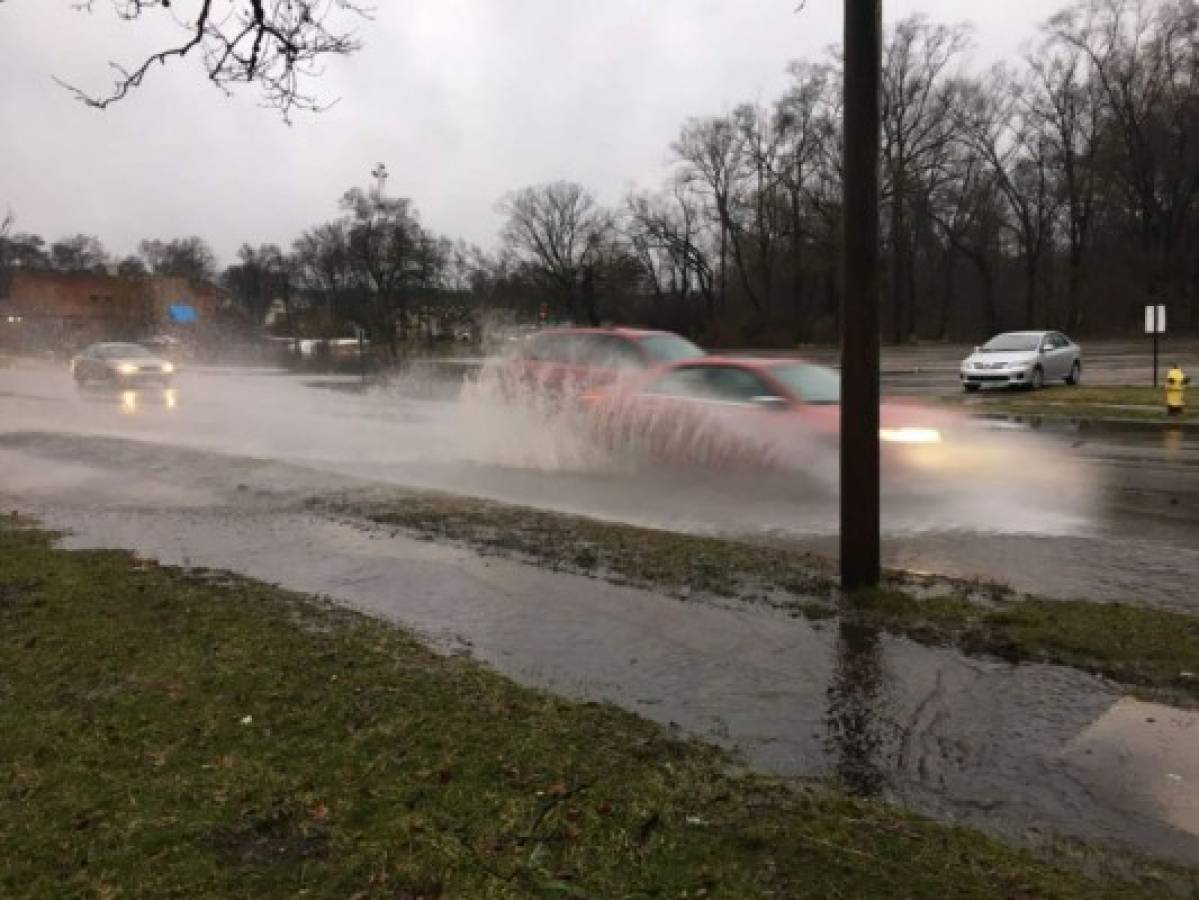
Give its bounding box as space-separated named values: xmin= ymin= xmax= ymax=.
xmin=162 ymin=362 xmax=175 ymax=374
xmin=116 ymin=362 xmax=138 ymax=376
xmin=880 ymin=427 xmax=942 ymax=445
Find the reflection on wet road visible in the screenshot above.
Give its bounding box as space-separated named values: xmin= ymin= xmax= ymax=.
xmin=825 ymin=623 xmax=892 ymax=798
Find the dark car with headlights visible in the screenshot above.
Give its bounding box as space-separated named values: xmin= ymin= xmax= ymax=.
xmin=71 ymin=342 xmax=176 ymax=387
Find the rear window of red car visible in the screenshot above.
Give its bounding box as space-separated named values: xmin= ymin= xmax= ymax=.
xmin=636 ymin=334 xmax=704 ymax=364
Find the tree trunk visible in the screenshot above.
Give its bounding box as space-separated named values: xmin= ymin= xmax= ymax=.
xmin=937 ymin=251 xmax=956 ymax=341
xmin=1066 ymin=244 xmax=1084 ymax=332
xmin=1024 ymin=253 xmax=1038 ymax=329
xmin=889 ymin=186 xmax=905 ymax=344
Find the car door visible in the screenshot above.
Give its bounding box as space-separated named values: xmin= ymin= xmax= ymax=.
xmin=79 ymin=346 xmax=100 ymax=380
xmin=1038 ymin=334 xmax=1062 ymax=379
xmin=642 ymin=364 xmax=782 ymax=466
xmin=519 ymin=333 xmax=577 ymax=393
xmin=1051 ymin=333 xmax=1073 ymax=378
xmin=1060 ymin=333 xmax=1080 ymax=371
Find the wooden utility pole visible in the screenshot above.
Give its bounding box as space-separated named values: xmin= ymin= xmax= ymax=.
xmin=841 ymin=0 xmax=883 ymax=589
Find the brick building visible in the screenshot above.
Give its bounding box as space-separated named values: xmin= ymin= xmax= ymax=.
xmin=0 ymin=269 xmax=220 ymax=352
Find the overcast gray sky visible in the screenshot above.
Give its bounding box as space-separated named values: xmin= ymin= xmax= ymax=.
xmin=1 ymin=0 xmax=1056 ymax=266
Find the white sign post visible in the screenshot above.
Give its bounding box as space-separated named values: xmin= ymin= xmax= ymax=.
xmin=1145 ymin=304 xmax=1166 ymax=386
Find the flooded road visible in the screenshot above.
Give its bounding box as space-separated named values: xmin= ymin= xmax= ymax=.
xmin=1 ymin=361 xmax=1197 ymax=610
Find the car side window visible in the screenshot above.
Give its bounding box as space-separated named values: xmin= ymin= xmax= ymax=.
xmin=647 ymin=365 xmax=777 ymax=403
xmin=646 ymin=366 xmax=712 ymax=398
xmin=579 ymin=335 xmax=644 ymax=370
xmin=527 ymin=334 xmax=573 ymax=363
xmin=702 ymin=367 xmax=777 ymax=402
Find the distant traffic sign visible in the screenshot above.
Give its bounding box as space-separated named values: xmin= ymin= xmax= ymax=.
xmin=1144 ymin=304 xmax=1166 ymax=334
xmin=169 ymin=304 xmax=197 ymax=324
xmin=1145 ymin=304 xmax=1167 ymax=387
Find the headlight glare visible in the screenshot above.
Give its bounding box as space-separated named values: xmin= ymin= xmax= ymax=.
xmin=880 ymin=427 xmax=942 ymax=445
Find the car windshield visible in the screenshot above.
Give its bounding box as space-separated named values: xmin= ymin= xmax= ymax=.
xmin=980 ymin=334 xmax=1041 ymax=352
xmin=637 ymin=334 xmax=705 ymax=364
xmin=768 ymin=363 xmax=841 ymax=404
xmin=97 ymin=344 xmax=154 ymax=359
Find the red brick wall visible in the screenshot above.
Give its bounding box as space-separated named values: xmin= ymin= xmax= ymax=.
xmin=2 ymin=270 xmax=151 ymax=323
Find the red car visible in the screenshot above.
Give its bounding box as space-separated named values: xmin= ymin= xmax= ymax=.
xmin=503 ymin=327 xmax=705 ymax=396
xmin=581 ymin=356 xmax=962 ymax=472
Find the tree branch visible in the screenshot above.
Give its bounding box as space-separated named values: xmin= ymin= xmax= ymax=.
xmin=53 ymin=0 xmax=371 ymax=122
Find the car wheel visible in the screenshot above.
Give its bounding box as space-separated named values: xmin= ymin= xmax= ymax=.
xmin=963 ymin=383 xmax=980 ymax=393
xmin=1029 ymin=366 xmax=1044 ymax=390
xmin=1066 ymin=360 xmax=1081 ymax=385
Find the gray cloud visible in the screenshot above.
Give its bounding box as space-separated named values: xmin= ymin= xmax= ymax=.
xmin=0 ymin=0 xmax=1052 ymax=265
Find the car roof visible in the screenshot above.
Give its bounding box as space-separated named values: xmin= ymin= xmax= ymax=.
xmin=664 ymin=355 xmax=811 ymax=370
xmin=533 ymin=327 xmax=681 ymax=340
xmin=993 ymin=330 xmax=1050 ymax=337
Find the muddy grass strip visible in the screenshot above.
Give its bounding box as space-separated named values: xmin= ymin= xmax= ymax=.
xmin=317 ymin=492 xmax=1199 ymax=708
xmin=1 ymin=524 xmax=1192 ymax=898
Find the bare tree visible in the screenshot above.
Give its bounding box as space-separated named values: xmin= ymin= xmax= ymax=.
xmin=881 ymin=16 xmax=972 ymax=341
xmin=625 ymin=179 xmax=717 ymax=333
xmin=730 ymin=102 xmax=790 ymax=321
xmin=49 ymin=234 xmax=111 ymax=273
xmin=1051 ymin=0 xmax=1199 ymax=321
xmin=1026 ymin=29 xmax=1106 ymax=330
xmin=957 ymin=68 xmax=1061 ymax=327
xmin=775 ymin=61 xmax=841 ymax=338
xmin=139 ymin=236 xmax=218 ymax=283
xmin=293 ymin=220 xmax=354 ymax=329
xmin=498 ymin=181 xmax=614 ymax=325
xmin=42 ymin=0 xmax=370 ymax=121
xmin=928 ymin=142 xmax=1006 ymax=336
xmin=341 ymin=186 xmax=424 ymax=351
xmin=116 ymin=255 xmax=149 ymax=278
xmin=672 ymin=117 xmax=743 ymax=310
xmin=222 ymin=243 xmax=289 ymax=325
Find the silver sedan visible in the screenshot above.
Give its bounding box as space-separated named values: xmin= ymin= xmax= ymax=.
xmin=71 ymin=342 xmax=176 ymax=388
xmin=959 ymin=331 xmax=1082 ymax=392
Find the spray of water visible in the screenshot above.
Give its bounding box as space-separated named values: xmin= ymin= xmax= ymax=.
xmin=0 ymin=350 xmax=1101 ymax=540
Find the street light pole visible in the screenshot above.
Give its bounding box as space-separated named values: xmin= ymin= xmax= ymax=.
xmin=841 ymin=0 xmax=883 ymax=590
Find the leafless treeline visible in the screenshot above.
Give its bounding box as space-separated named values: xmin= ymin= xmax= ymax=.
xmin=491 ymin=0 xmax=1199 ymax=344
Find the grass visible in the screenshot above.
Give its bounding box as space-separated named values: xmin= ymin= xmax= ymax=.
xmin=321 ymin=492 xmax=1199 ymax=706
xmin=958 ymin=385 xmax=1197 ymax=422
xmin=1 ymin=522 xmax=1190 ymax=899
xmin=848 ymin=589 xmax=1199 ymax=704
xmin=318 ymin=492 xmax=836 ymax=600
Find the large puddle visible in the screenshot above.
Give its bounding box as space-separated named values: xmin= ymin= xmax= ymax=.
xmin=1 ymin=437 xmax=1197 ymax=866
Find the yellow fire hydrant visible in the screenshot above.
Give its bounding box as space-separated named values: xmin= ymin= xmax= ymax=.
xmin=1165 ymin=364 xmax=1189 ymax=416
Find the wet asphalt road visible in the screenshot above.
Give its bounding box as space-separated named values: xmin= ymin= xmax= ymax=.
xmin=2 ymin=357 xmax=1197 ymax=611
xmin=1 ymin=356 xmax=1198 ymax=864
